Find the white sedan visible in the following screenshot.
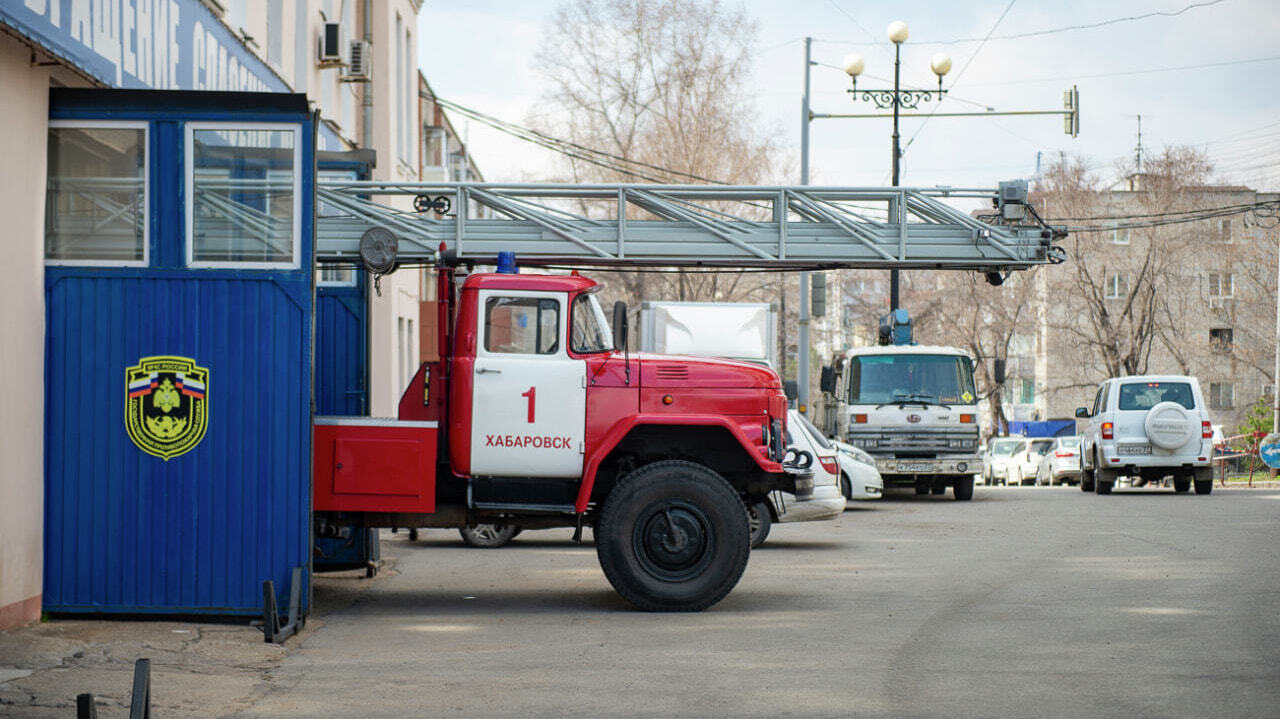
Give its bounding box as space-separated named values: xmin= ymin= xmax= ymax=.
xmin=833 ymin=440 xmax=884 ymax=501
xmin=748 ymin=410 xmax=847 ymax=547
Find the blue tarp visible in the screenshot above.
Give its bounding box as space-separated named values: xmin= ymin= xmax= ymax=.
xmin=1008 ymin=419 xmax=1077 ymax=438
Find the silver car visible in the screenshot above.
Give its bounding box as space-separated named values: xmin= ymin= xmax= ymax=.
xmin=983 ymin=437 xmax=1026 ymax=486
xmin=1035 ymin=436 xmax=1082 ymax=486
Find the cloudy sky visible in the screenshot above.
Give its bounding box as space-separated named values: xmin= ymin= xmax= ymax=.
xmin=417 ymin=0 xmax=1280 ymax=193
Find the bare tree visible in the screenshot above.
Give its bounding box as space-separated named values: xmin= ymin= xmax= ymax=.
xmin=530 ymin=0 xmax=784 ymax=307
xmin=1035 ymin=150 xmax=1212 ymax=385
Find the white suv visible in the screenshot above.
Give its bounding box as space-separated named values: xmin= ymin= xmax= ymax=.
xmin=1075 ymin=375 xmax=1215 ymax=495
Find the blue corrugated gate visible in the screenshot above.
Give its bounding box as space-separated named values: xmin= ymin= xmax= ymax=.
xmin=43 ymin=89 xmax=314 ymax=616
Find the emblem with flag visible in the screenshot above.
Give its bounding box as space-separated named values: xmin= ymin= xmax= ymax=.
xmin=124 ymin=356 xmax=210 ymax=460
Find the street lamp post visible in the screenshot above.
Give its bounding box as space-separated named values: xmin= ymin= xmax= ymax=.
xmin=841 ymin=21 xmax=951 ymax=311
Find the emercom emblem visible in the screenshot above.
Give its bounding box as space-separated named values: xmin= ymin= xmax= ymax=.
xmin=124 ymin=355 xmax=209 ymax=460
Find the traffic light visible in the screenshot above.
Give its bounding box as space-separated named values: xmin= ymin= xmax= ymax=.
xmin=1063 ymin=85 xmax=1080 ymax=138
xmin=811 ymin=272 xmax=826 ymax=317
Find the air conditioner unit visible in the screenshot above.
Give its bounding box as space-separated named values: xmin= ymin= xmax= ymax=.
xmin=318 ymin=22 xmax=342 ymax=66
xmin=341 ymin=40 xmax=371 ymax=82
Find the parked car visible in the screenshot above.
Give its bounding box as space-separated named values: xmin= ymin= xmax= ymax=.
xmin=1076 ymin=375 xmax=1215 ymax=495
xmin=749 ymin=410 xmax=846 ymax=547
xmin=1035 ymin=436 xmax=1082 ymax=486
xmin=832 ymin=440 xmax=884 ymax=501
xmin=983 ymin=437 xmax=1027 ymax=486
xmin=1009 ymin=438 xmax=1053 ymax=486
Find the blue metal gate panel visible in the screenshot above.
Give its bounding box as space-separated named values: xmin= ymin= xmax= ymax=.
xmin=44 ymin=276 xmax=311 ymax=613
xmin=314 ymin=284 xmax=366 ymax=416
xmin=43 ymin=90 xmax=314 ymax=616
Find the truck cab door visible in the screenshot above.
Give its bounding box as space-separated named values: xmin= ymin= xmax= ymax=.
xmin=470 ymin=290 xmax=586 ymax=477
xmin=835 ymin=368 xmax=850 ymax=440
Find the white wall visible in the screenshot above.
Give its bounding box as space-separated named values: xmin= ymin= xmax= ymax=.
xmin=366 ymin=0 xmax=422 ymax=416
xmin=0 ymin=35 xmax=49 ymax=629
xmin=228 ymin=0 xmax=423 ymax=416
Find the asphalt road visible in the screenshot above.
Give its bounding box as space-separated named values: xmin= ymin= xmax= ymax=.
xmin=239 ymin=487 xmax=1280 ymax=718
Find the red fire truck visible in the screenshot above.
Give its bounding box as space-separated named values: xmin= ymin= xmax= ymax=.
xmin=312 ymin=263 xmax=809 ymax=611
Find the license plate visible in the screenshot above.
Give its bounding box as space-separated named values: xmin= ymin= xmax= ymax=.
xmin=898 ymin=462 xmax=933 ymax=472
xmin=1118 ymin=443 xmax=1151 ymax=455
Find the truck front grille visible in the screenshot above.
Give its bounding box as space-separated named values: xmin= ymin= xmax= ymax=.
xmin=847 ymin=429 xmax=978 ymax=457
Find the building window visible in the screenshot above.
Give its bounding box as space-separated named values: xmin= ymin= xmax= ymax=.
xmin=1215 ymin=219 xmax=1233 ymax=243
xmin=267 ymin=0 xmax=283 ymax=68
xmin=317 ymin=265 xmax=356 ymax=287
xmin=1105 ymin=274 xmax=1128 ymax=300
xmin=1209 ymin=328 xmax=1233 ymax=354
xmin=1207 ymin=272 xmax=1234 ymax=301
xmin=186 ymin=124 xmax=301 ymax=268
xmin=45 ymin=122 xmax=148 ymax=265
xmin=1015 ymin=378 xmax=1035 ymax=405
xmin=395 ymin=14 xmax=412 ymax=164
xmin=423 ymin=127 xmax=447 ymax=168
xmin=1112 ymin=223 xmax=1130 ymax=245
xmin=399 ymin=317 xmax=416 ymax=388
xmin=404 ymin=26 xmax=414 ymax=165
xmin=1209 ymin=382 xmax=1234 ymax=410
xmin=450 ymin=152 xmax=470 ymax=182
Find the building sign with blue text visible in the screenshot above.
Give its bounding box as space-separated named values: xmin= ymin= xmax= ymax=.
xmin=1 ymin=0 xmax=344 ymax=149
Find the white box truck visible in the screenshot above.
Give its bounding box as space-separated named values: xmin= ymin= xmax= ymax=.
xmin=639 ymin=301 xmax=778 ymax=369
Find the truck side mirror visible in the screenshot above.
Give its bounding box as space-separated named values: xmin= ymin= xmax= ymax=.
xmin=612 ymin=301 xmax=629 ymax=351
xmin=819 ymin=366 xmax=835 ymax=394
xmin=993 ymin=358 xmax=1006 ymax=385
xmin=783 ymin=380 xmax=798 ymax=401
xmin=1074 ymin=407 xmax=1089 ymax=418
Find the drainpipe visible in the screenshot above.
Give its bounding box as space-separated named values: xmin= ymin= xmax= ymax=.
xmin=361 ymin=0 xmax=372 ymax=150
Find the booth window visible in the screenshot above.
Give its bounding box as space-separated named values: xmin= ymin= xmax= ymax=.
xmin=315 ymin=169 xmax=357 ymax=286
xmin=45 ymin=122 xmax=148 ymax=265
xmin=187 ymin=124 xmax=300 ymax=268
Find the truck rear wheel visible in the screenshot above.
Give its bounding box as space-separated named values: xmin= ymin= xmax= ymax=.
xmin=953 ymin=476 xmax=974 ymax=501
xmin=459 ymin=523 xmax=519 ymax=548
xmin=596 ymin=460 xmax=750 ymax=612
xmin=747 ymin=500 xmax=772 ymax=548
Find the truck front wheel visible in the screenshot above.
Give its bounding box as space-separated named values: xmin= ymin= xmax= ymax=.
xmin=596 ymin=460 xmax=750 ymax=612
xmin=953 ymin=476 xmax=974 ymax=501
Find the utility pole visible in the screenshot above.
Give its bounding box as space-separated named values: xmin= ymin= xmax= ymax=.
xmin=797 ymin=36 xmax=813 ymax=414
xmin=1135 ymin=115 xmax=1143 ymax=172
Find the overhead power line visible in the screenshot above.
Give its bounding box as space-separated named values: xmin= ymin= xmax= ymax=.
xmin=813 ymin=0 xmax=1228 ymax=46
xmin=1050 ymin=199 xmax=1280 ymax=233
xmin=964 ymin=53 xmax=1280 ymax=88
xmin=900 ymin=0 xmax=1018 ymax=161
xmin=422 ymin=93 xmax=727 ymax=185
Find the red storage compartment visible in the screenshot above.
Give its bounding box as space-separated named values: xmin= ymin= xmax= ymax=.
xmin=314 ymin=418 xmax=437 ymax=513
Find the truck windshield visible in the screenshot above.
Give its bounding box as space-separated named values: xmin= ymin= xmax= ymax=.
xmin=571 ymin=292 xmax=613 ymax=353
xmin=848 ymin=354 xmax=976 ymax=406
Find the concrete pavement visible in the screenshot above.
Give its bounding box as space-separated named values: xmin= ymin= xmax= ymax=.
xmin=3 ymin=487 xmax=1278 ymax=717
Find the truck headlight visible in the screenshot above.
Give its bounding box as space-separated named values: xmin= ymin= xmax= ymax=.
xmin=840 ymin=449 xmax=876 ymax=467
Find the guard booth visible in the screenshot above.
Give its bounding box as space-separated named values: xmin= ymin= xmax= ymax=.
xmin=43 ymin=89 xmax=315 ymax=617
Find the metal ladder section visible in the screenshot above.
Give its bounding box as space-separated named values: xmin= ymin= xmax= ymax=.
xmin=315 ymin=181 xmax=1064 ymax=271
